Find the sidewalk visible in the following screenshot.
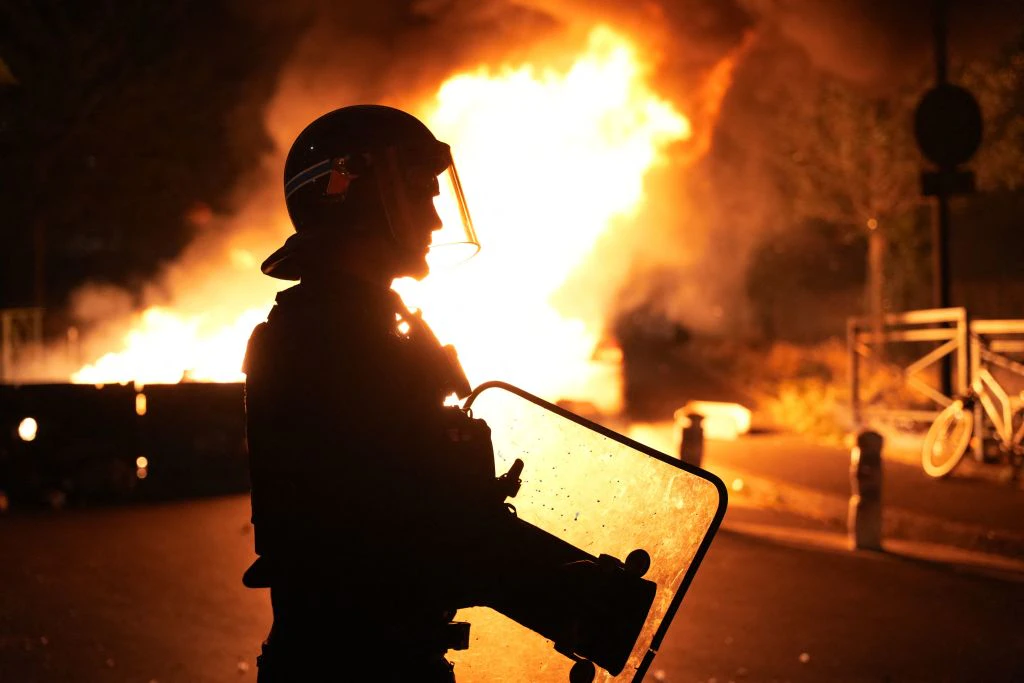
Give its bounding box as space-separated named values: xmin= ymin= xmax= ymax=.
xmin=627 ymin=425 xmax=1024 ymax=560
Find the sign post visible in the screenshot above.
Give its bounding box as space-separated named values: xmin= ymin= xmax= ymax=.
xmin=914 ymin=0 xmax=982 ymax=397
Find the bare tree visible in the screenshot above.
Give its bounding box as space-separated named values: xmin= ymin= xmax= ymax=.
xmin=767 ymin=74 xmax=922 ymax=345
xmin=760 ymin=30 xmax=1024 ymax=338
xmin=962 ymin=39 xmax=1024 ymax=192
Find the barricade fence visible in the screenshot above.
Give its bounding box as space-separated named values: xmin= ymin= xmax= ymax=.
xmin=848 ymin=307 xmax=1024 ymax=455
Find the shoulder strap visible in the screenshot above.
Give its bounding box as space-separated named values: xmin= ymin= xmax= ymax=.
xmin=389 ymin=291 xmax=473 ymax=400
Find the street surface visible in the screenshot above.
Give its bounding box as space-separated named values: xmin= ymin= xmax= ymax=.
xmin=2 ymin=494 xmax=1022 ymax=683
xmin=624 ymin=426 xmax=1024 ymax=559
xmin=704 ymin=434 xmax=1023 ymax=535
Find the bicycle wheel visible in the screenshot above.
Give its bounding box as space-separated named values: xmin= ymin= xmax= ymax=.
xmin=921 ymin=400 xmax=974 ymax=478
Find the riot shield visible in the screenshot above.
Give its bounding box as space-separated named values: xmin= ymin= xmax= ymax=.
xmin=448 ymin=381 xmax=728 ymax=683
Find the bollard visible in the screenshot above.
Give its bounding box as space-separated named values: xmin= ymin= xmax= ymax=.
xmin=848 ymin=429 xmax=884 ymax=551
xmin=679 ymin=413 xmax=705 ymax=468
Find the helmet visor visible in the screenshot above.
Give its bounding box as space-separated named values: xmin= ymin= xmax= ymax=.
xmin=429 ymin=160 xmax=480 ymax=268
xmin=377 ymin=143 xmax=480 ymax=268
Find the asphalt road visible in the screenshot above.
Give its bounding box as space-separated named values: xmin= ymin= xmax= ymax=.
xmin=621 ymin=423 xmax=1024 ymax=560
xmin=703 ymin=434 xmax=1024 ymax=536
xmin=2 ymin=495 xmax=1022 ymax=683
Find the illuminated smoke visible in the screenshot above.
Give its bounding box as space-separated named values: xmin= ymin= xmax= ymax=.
xmin=37 ymin=0 xmax=1022 ymax=403
xmin=61 ymin=1 xmax=742 ymax=401
xmin=742 ymin=0 xmax=1024 ymax=88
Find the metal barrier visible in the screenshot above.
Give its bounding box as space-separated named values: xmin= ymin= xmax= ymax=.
xmin=848 ymin=308 xmax=1024 ymax=444
xmin=967 ymin=319 xmax=1024 ymax=460
xmin=848 ymin=307 xmax=969 ymax=428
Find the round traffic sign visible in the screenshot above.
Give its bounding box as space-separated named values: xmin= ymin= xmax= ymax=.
xmin=914 ymin=83 xmax=983 ymax=167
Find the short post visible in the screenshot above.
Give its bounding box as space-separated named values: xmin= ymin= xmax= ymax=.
xmin=679 ymin=413 xmax=705 ymax=468
xmin=848 ymin=430 xmax=884 ymax=551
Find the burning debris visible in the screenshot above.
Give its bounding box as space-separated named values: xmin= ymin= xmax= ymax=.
xmin=13 ymin=0 xmax=1019 ymax=414
xmin=55 ymin=22 xmax=718 ymax=416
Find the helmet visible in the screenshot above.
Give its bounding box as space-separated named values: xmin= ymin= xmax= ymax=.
xmin=262 ymin=104 xmax=479 ymax=280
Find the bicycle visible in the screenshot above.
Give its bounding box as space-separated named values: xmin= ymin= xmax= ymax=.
xmin=921 ymin=359 xmax=1024 ymax=479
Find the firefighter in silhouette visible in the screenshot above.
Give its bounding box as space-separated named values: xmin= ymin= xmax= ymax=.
xmin=242 ymin=104 xmax=491 ymax=682
xmin=242 ymin=104 xmax=659 ymax=683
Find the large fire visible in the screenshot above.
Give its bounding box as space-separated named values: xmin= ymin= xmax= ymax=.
xmin=72 ymin=26 xmax=691 ymax=413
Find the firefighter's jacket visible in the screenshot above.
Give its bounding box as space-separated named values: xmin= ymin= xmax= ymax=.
xmin=242 ymin=276 xmax=501 ymax=626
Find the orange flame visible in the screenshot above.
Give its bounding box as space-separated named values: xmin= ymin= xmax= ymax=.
xmin=72 ymin=26 xmax=692 ymax=413
xmin=72 ymin=306 xmax=269 ymax=384
xmin=397 ymin=26 xmax=690 ymax=412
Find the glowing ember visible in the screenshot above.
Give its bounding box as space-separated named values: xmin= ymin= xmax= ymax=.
xmin=71 ymin=25 xmax=691 ymax=413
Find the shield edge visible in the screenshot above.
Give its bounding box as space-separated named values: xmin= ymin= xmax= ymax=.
xmin=464 ymin=380 xmax=730 ymax=682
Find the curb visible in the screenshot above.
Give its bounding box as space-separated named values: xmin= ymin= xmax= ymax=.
xmin=722 ymin=519 xmax=1024 ymax=580
xmin=709 ymin=463 xmax=1024 ymax=561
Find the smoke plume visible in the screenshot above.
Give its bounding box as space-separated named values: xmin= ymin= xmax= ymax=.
xmin=47 ymin=0 xmax=1023 ymax=382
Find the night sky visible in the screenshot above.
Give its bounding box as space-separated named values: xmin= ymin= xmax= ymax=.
xmin=0 ymin=1 xmax=297 ymax=312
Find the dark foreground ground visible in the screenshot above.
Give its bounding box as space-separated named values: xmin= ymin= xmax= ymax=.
xmin=2 ymin=495 xmax=1022 ymax=683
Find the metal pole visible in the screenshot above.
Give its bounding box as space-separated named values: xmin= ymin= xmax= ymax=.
xmin=956 ymin=308 xmax=969 ymax=396
xmin=933 ymin=0 xmax=949 ymax=85
xmin=33 ymin=216 xmax=46 ymax=310
xmin=0 ymin=312 xmax=10 ymax=382
xmin=933 ymin=196 xmax=954 ymax=398
xmin=970 ymin=331 xmax=984 ymax=461
xmin=848 ymin=317 xmax=861 ymax=429
xmin=932 ymin=199 xmax=951 ymax=312
xmin=932 ymin=0 xmax=954 ymax=399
